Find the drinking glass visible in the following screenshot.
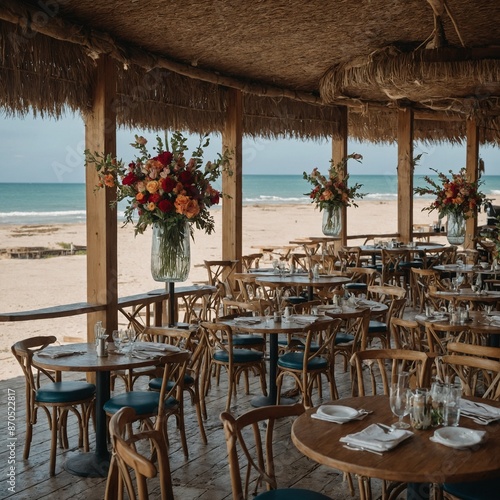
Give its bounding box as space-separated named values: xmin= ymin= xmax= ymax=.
xmin=112 ymin=329 xmax=123 ymax=353
xmin=443 ymin=383 xmax=462 ymax=427
xmin=390 ymin=371 xmax=410 ymax=429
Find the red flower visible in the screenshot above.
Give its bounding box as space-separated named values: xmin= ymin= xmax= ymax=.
xmin=155 ymin=151 xmax=173 ymax=166
xmin=161 ymin=177 xmax=176 ymax=192
xmin=178 ymin=171 xmax=193 ymax=184
xmin=122 ymin=172 xmax=138 ymax=186
xmin=158 ymin=199 xmax=174 ymax=213
xmin=149 ymin=193 xmax=161 ymax=204
xmin=210 ymin=191 xmax=220 ymax=204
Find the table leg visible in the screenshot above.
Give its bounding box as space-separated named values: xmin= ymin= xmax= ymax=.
xmin=251 ymin=333 xmax=296 ymax=407
xmin=64 ymin=371 xmax=110 ymax=477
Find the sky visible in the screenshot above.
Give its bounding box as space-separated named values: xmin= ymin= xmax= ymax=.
xmin=0 ymin=111 xmax=498 ymax=183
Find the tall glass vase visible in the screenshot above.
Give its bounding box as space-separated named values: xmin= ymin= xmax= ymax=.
xmin=322 ymin=206 xmax=342 ymax=236
xmin=151 ymin=220 xmax=191 ymax=282
xmin=446 ymin=212 xmax=466 ymax=245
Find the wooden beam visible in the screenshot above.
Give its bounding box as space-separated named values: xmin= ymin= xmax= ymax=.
xmin=85 ymin=55 xmax=118 ymax=341
xmin=397 ymin=108 xmax=414 ymax=244
xmin=465 ymin=118 xmax=479 ymax=250
xmin=332 ymin=107 xmax=348 ymax=247
xmin=222 ymin=88 xmax=243 ymax=268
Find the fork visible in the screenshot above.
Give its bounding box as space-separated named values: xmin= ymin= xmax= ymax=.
xmin=375 ymin=423 xmax=394 ymax=433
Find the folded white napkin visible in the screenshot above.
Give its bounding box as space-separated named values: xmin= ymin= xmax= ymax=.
xmin=340 ymin=424 xmax=413 ymax=452
xmin=38 ymin=350 xmax=77 ymax=358
xmin=134 ymin=342 xmax=180 ymax=353
xmin=460 ymin=399 xmax=500 ymax=422
xmin=291 ymin=315 xmax=317 ymax=325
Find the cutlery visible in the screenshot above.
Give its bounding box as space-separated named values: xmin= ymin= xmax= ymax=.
xmin=343 ymin=444 xmax=383 ymax=456
xmin=375 ymin=423 xmax=394 ymax=433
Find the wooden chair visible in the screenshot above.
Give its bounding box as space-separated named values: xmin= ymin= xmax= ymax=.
xmin=435 ymin=342 xmax=500 ymax=400
xmin=379 ymin=248 xmax=410 ymax=287
xmin=434 ymin=343 xmax=500 ymax=499
xmin=367 ymin=296 xmax=406 ymax=349
xmin=145 ymin=328 xmax=209 ymax=446
xmin=276 ymin=318 xmax=342 ymax=406
xmin=422 ymin=245 xmax=457 ymax=269
xmin=104 ymin=350 xmax=191 ymax=458
xmin=220 ymin=403 xmax=333 ymax=500
xmin=390 ymin=317 xmax=429 ymax=352
xmin=410 ymin=267 xmax=443 ymax=312
xmin=11 ymin=336 xmax=96 ymax=476
xmin=338 ymin=246 xmax=362 ymax=269
xmin=455 ymin=249 xmax=480 ymax=265
xmin=351 ymin=348 xmax=433 ymax=500
xmin=204 ymin=260 xmax=239 ymax=316
xmin=105 ymin=407 xmax=174 ymax=500
xmin=343 ymin=266 xmax=381 ymax=296
xmin=199 ymin=321 xmax=267 ymax=411
xmin=241 ymin=253 xmax=263 ymax=272
xmin=352 ymin=348 xmax=433 ymax=396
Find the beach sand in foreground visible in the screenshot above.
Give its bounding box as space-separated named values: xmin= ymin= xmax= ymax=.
xmin=0 ymin=199 xmax=490 ymax=379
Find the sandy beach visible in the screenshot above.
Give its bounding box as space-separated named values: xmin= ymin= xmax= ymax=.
xmin=0 ymin=199 xmax=489 ymax=379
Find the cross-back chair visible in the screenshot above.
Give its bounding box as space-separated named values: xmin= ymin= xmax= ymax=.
xmin=241 ymin=253 xmax=263 ymax=272
xmin=199 ymin=321 xmax=267 ymax=411
xmin=220 ymin=403 xmax=333 ymax=500
xmin=204 ymin=260 xmax=239 ymax=316
xmin=390 ymin=317 xmax=429 ymax=352
xmin=11 ymin=336 xmax=96 ymax=476
xmin=105 ymin=406 xmax=174 ymax=500
xmin=410 ymin=267 xmax=444 ymax=312
xmin=104 ymin=350 xmax=191 ymax=458
xmin=276 ymin=318 xmax=343 ymax=406
xmin=379 ymin=248 xmax=409 ymax=287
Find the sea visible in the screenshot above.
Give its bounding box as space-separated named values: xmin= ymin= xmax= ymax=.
xmin=2 ymin=175 xmax=500 ymax=225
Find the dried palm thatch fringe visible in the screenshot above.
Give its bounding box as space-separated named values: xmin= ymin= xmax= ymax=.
xmin=320 ymin=45 xmax=500 ymax=117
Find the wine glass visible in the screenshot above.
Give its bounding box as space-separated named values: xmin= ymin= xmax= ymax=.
xmin=112 ymin=329 xmax=123 ymax=353
xmin=390 ymin=371 xmax=410 ymax=429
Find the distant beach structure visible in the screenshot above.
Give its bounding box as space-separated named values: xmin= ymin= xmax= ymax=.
xmin=1 ymin=175 xmax=499 ymax=225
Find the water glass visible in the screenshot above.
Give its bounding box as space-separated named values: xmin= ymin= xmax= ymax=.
xmin=112 ymin=329 xmax=123 ymax=353
xmin=430 ymin=381 xmax=446 ymax=426
xmin=410 ymin=388 xmax=432 ymax=430
xmin=443 ymin=383 xmax=462 ymax=427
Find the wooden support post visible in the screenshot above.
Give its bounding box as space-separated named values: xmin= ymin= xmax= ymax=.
xmin=222 ymin=88 xmax=243 ymax=270
xmin=85 ymin=55 xmax=118 ymax=343
xmin=465 ymin=118 xmax=479 ymax=250
xmin=332 ymin=106 xmax=348 ymax=247
xmin=397 ymin=108 xmax=414 ymax=244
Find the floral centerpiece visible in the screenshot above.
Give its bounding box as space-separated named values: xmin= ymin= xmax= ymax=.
xmin=303 ymin=153 xmax=365 ymax=235
xmin=413 ymin=167 xmax=487 ymax=219
xmin=414 ymin=167 xmax=488 ymax=245
xmin=85 ymin=131 xmax=230 ymax=281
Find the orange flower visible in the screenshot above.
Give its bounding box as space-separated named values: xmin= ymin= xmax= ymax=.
xmin=136 ymin=192 xmax=146 ymax=203
xmin=146 ymin=180 xmax=160 ymax=194
xmin=175 ymin=195 xmax=200 ymax=218
xmin=103 ymin=174 xmax=115 ymax=188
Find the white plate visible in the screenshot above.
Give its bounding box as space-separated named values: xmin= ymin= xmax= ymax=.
xmin=433 ymin=427 xmax=485 ymax=449
xmin=317 ymin=405 xmax=359 ymax=421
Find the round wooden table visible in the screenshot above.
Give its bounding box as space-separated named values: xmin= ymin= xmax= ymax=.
xmin=292 ymin=395 xmax=500 ymax=499
xmin=256 ymin=274 xmax=351 ymax=301
xmin=34 ymin=342 xmax=175 ymax=477
xmin=428 ymin=288 xmax=500 ymax=310
xmin=221 ymin=315 xmax=332 ymax=407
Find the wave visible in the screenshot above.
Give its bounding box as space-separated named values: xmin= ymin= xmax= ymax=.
xmin=243 ymin=195 xmax=310 ymax=203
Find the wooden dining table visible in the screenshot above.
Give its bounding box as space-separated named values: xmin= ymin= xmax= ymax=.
xmin=292 ymin=395 xmax=500 ymax=500
xmin=428 ymin=288 xmax=500 ymax=310
xmin=221 ymin=315 xmax=332 ymax=407
xmin=33 ymin=342 xmax=174 ymax=477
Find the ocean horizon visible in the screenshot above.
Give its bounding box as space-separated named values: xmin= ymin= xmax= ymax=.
xmin=1 ymin=175 xmax=500 ymax=225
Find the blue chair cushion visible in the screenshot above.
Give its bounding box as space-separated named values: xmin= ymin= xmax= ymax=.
xmin=148 ymin=374 xmax=194 ymax=392
xmin=103 ymin=391 xmax=178 ymax=415
xmin=368 ymin=320 xmax=387 ymax=333
xmin=257 ymin=487 xmax=331 ymax=499
xmin=283 ymin=296 xmax=308 ymax=305
xmin=335 ymin=333 xmax=354 ymax=344
xmin=443 ymin=477 xmax=500 ymax=500
xmin=214 ymin=349 xmax=263 ymax=363
xmin=232 ymin=334 xmax=265 ymax=346
xmin=345 ymin=283 xmax=367 ymax=290
xmin=36 ymin=381 xmax=96 ymax=404
xmin=278 ymin=352 xmax=327 ymax=370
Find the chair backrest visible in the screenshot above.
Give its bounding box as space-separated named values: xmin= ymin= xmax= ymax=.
xmin=199 ymin=321 xmax=236 ymax=362
xmin=367 ymin=284 xmax=407 ymax=302
xmin=436 ymin=343 xmax=500 ymax=400
xmin=105 ymin=407 xmax=174 ymax=500
xmin=11 ymin=336 xmax=59 ymax=409
xmin=345 ymin=266 xmax=380 ymax=287
xmin=455 ymin=249 xmax=480 ymax=265
xmin=220 ymin=403 xmax=305 ymax=500
xmin=380 ymin=249 xmax=408 ymax=285
xmin=204 ymin=260 xmax=239 ymax=307
xmin=177 ymin=287 xmax=215 ymax=323
xmin=410 ymin=267 xmax=442 ymax=312
xmin=390 ymin=317 xmax=428 ymax=351
xmin=292 ymin=299 xmax=322 ymax=314
xmin=332 ymin=307 xmax=371 ymax=352
xmin=338 ymin=246 xmax=362 ymax=269
xmin=385 ymin=297 xmax=407 ymax=325
xmin=221 ymin=298 xmax=273 ymax=318
xmin=241 ymin=253 xmax=263 ymax=272
xmin=352 ymin=349 xmax=433 ymax=396
xmin=424 ymin=245 xmax=457 ymax=268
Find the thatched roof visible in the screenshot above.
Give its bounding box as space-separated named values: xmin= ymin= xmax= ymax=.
xmin=1 ymin=0 xmax=500 ymax=144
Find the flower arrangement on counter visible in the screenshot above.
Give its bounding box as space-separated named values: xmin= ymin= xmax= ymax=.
xmin=303 ymin=153 xmax=365 ymax=211
xmin=414 ymin=167 xmax=488 ymax=220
